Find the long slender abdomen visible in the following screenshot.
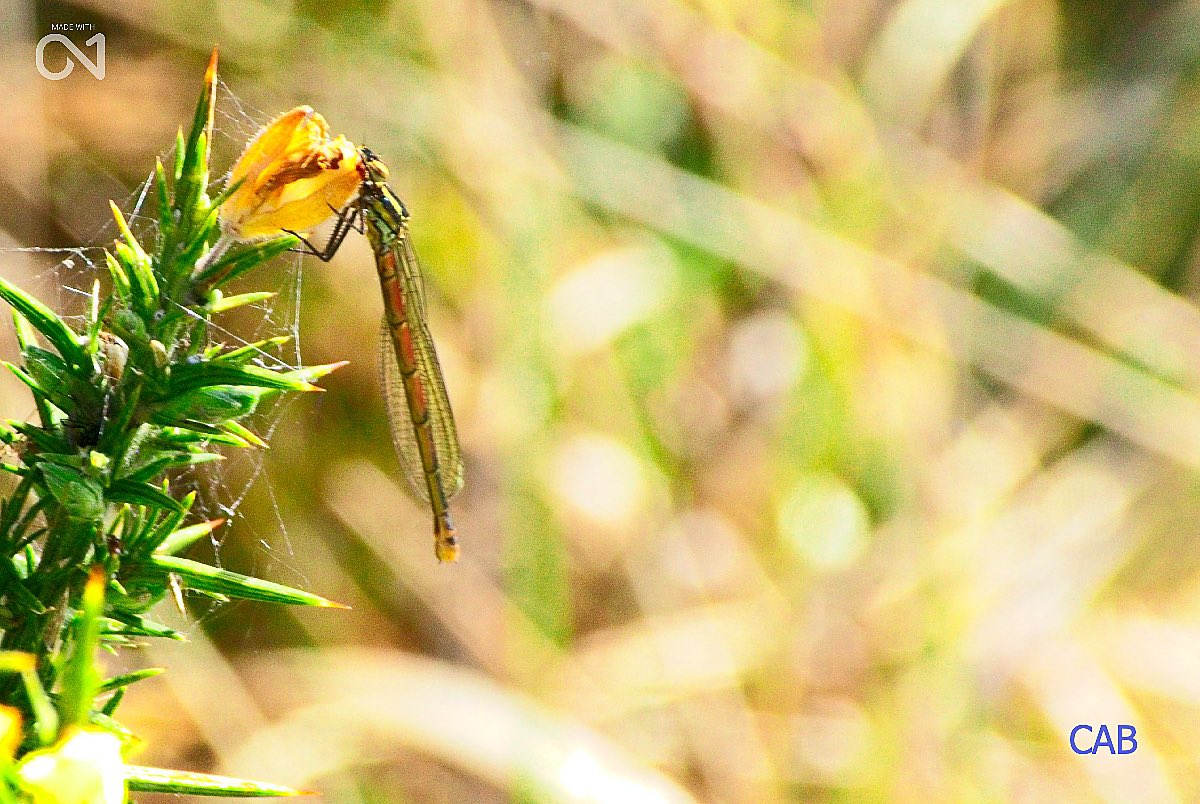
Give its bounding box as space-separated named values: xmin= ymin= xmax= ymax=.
xmin=375 ymin=244 xmax=459 ymax=561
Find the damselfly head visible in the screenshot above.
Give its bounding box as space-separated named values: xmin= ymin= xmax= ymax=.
xmin=359 ymin=147 xmax=390 ymax=184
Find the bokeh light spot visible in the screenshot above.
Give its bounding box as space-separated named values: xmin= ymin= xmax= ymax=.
xmin=549 ymin=243 xmax=678 ymax=356
xmin=548 ymin=434 xmax=647 ymax=528
xmin=777 ymin=475 xmax=870 ymax=570
xmin=727 ymin=311 xmax=809 ymax=404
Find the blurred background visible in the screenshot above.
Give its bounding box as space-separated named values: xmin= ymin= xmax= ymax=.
xmin=1 ymin=0 xmax=1199 ymax=801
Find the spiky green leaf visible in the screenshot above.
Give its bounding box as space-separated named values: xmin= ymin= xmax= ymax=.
xmin=155 ymin=519 xmax=223 ymax=555
xmin=101 ymin=613 xmax=184 ymax=641
xmin=217 ymin=336 xmax=291 ymax=364
xmin=147 ymin=555 xmax=346 ymax=607
xmin=126 ymin=766 xmax=308 ymax=797
xmin=98 ymin=668 xmax=164 ymax=695
xmin=107 ymin=479 xmax=185 ymax=514
xmin=40 ymin=464 xmax=105 ymax=521
xmin=193 ymin=235 xmax=298 ymax=287
xmin=59 ymin=567 xmax=105 ymax=729
xmin=0 ymin=277 xmax=88 ymax=370
xmin=167 ymin=362 xmax=320 ymax=396
xmin=209 ymin=291 xmax=276 ymax=314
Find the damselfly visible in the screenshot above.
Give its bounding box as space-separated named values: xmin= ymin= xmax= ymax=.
xmin=292 ymin=148 xmax=464 ymax=562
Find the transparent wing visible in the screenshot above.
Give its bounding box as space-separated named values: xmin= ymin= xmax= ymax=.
xmin=398 ymin=231 xmax=429 ymax=316
xmin=378 ymin=312 xmax=464 ymax=503
xmin=392 ymin=230 xmax=463 ymax=500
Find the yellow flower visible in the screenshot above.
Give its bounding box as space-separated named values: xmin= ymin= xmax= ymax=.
xmin=16 ymin=728 xmax=125 ymax=804
xmin=0 ymin=705 xmax=20 ymax=762
xmin=219 ymin=105 xmax=362 ymax=240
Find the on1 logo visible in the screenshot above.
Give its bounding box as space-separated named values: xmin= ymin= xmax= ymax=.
xmin=1070 ymin=724 xmax=1137 ymax=755
xmin=35 ymin=33 xmax=105 ymax=80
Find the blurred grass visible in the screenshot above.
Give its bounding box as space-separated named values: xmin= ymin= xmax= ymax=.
xmin=5 ymin=0 xmax=1200 ymax=800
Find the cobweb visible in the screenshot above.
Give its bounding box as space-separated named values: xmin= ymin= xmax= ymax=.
xmin=0 ymin=80 xmax=318 ymax=601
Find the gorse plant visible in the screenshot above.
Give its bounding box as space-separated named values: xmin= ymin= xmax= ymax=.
xmin=0 ymin=50 xmax=348 ymax=801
